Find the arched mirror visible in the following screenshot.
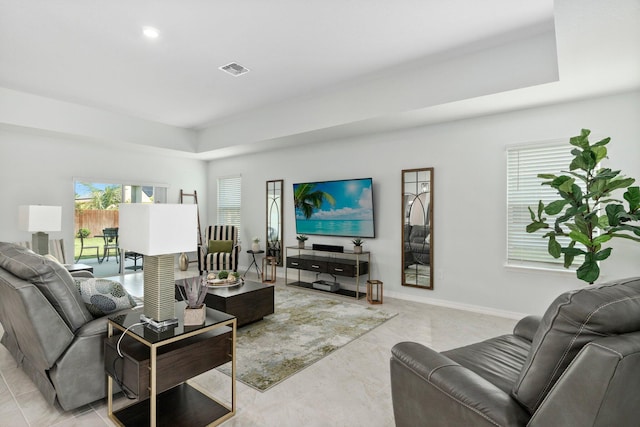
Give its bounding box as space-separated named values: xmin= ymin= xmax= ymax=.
xmin=402 ymin=168 xmax=433 ymax=289
xmin=266 ymin=179 xmax=284 ymax=266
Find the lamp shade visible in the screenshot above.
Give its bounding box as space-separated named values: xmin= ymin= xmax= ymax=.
xmin=118 ymin=204 xmax=198 ymax=255
xmin=18 ymin=205 xmax=62 ymax=232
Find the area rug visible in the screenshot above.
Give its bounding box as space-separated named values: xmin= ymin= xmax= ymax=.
xmin=217 ymin=286 xmax=397 ymax=391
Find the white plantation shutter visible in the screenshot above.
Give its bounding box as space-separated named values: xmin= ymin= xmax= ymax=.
xmin=506 ymin=142 xmax=582 ymax=267
xmin=217 ymin=176 xmax=241 ymax=227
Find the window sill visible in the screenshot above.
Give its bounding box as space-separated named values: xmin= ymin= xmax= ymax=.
xmin=504 ymin=262 xmax=577 ymax=276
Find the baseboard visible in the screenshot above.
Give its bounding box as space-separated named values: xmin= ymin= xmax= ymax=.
xmin=385 ymin=290 xmax=526 ymax=320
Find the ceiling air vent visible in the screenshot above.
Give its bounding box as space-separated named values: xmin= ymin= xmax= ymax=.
xmin=219 ymin=62 xmax=250 ymax=77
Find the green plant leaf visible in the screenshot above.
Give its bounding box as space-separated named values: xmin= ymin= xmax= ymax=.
xmin=561 ymin=246 xmax=587 ymax=256
xmin=591 ymin=145 xmax=607 ymax=164
xmin=569 ymin=230 xmax=592 ymax=248
xmin=574 ymin=215 xmax=589 ymax=235
xmin=576 ymin=258 xmax=600 ymax=284
xmin=606 ymin=204 xmax=625 ymax=226
xmin=528 ymin=206 xmax=536 ymax=221
xmin=592 ymin=136 xmax=611 ymax=147
xmin=558 ymin=178 xmax=576 ymax=193
xmin=624 ymin=186 xmax=640 ymax=212
xmin=597 ymin=215 xmax=610 ymax=229
xmin=548 ymin=236 xmax=562 ymax=258
xmin=544 ymin=200 xmax=568 ymax=215
xmin=607 ymin=177 xmax=636 ymax=192
xmin=537 ymin=173 xmax=558 ymax=180
xmin=594 ymin=247 xmax=612 ymax=261
xmin=569 ymin=129 xmax=590 ymax=148
xmin=570 ymin=154 xmax=587 ymax=171
xmin=595 ymin=168 xmax=620 ymax=180
xmin=563 ymin=241 xmax=577 ymax=268
xmin=538 ymin=200 xmax=544 ymax=219
xmin=610 ymin=224 xmax=640 ymax=237
xmin=593 ymin=234 xmax=612 ymax=245
xmin=526 ymin=222 xmax=548 ymax=233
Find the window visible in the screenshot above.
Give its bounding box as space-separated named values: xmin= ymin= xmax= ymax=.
xmin=506 ymin=141 xmax=583 ymax=267
xmin=217 ymin=175 xmax=241 ymax=228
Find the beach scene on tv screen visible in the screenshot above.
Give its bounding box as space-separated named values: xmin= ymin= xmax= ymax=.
xmin=294 ymin=178 xmax=375 ymax=238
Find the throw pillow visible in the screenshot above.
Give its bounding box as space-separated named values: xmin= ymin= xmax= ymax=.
xmin=74 ymin=277 xmax=137 ymax=318
xmin=209 ymin=239 xmax=234 ymax=253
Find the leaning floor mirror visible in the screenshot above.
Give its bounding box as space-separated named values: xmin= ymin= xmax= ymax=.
xmin=402 ymin=168 xmax=434 ymax=289
xmin=266 ymin=179 xmax=284 ymax=266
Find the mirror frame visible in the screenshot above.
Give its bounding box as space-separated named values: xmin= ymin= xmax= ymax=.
xmin=266 ymin=179 xmax=284 ymax=266
xmin=401 ymin=168 xmax=434 ymax=289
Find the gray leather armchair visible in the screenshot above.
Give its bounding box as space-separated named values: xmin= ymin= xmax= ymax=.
xmin=390 ymin=277 xmax=640 ymax=426
xmin=0 ymin=242 xmax=136 ymax=411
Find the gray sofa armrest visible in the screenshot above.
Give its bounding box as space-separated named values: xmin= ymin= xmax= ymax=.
xmin=513 ymin=315 xmax=541 ymax=342
xmin=69 ymin=270 xmax=94 ymax=278
xmin=391 ymin=342 xmax=530 ymax=427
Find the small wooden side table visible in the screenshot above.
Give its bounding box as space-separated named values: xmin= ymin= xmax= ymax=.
xmin=262 ymin=256 xmax=277 ymax=283
xmin=366 ymin=280 xmax=383 ymax=304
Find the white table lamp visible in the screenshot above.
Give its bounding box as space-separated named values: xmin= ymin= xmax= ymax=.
xmin=18 ymin=205 xmax=62 ymax=255
xmin=119 ymin=203 xmax=198 ymax=328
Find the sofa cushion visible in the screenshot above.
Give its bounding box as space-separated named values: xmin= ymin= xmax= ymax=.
xmin=443 ymin=334 xmax=532 ymax=395
xmin=0 ymin=242 xmax=93 ymax=332
xmin=73 ymin=277 xmax=137 ymax=317
xmin=511 ymin=277 xmax=640 ymax=413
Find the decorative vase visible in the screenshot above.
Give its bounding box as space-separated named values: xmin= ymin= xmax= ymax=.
xmin=354 ymin=246 xmax=363 ymax=254
xmin=179 ymin=253 xmax=189 ymax=271
xmin=252 ymin=242 xmax=260 ymax=252
xmin=184 ymin=304 xmax=206 ymax=325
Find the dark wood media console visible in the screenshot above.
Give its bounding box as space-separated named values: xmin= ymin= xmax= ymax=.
xmin=285 ymin=246 xmax=371 ymax=299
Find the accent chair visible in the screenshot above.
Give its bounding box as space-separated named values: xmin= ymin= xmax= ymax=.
xmin=198 ymin=225 xmax=240 ymax=274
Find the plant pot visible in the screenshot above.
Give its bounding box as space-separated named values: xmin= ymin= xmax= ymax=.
xmin=184 ymin=304 xmax=206 ymax=325
xmin=179 ymin=253 xmax=189 ymax=271
xmin=252 ymin=242 xmax=260 ymax=252
xmin=353 ymin=246 xmax=363 ymax=254
xmin=298 ymin=241 xmax=305 ymax=249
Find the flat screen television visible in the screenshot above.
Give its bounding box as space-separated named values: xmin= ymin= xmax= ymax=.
xmin=293 ymin=177 xmax=375 ymax=238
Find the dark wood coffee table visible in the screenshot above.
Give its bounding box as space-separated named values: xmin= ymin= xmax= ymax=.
xmin=176 ymin=279 xmax=274 ymax=327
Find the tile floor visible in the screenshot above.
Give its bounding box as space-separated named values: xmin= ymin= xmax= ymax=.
xmin=0 ymin=268 xmax=517 ymax=426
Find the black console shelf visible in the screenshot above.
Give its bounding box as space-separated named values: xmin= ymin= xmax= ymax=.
xmin=285 ymin=246 xmax=371 ymax=299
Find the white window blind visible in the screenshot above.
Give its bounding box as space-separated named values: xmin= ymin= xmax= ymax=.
xmin=506 ymin=142 xmax=581 ymax=267
xmin=217 ymin=176 xmax=241 ymax=227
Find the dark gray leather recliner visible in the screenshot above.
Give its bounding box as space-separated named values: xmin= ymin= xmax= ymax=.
xmin=390 ymin=277 xmax=640 ymax=426
xmin=0 ymin=242 xmax=135 ymax=411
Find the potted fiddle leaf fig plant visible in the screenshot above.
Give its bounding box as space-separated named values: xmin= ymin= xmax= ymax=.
xmin=178 ymin=276 xmax=208 ymax=325
xmin=526 ymin=128 xmax=640 ymax=284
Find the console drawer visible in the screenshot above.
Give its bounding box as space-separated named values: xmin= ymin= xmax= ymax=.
xmin=328 ymin=261 xmax=369 ymax=277
xmin=287 ymin=256 xmax=304 ymax=269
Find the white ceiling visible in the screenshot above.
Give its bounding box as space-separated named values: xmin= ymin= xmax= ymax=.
xmin=1 ymin=0 xmax=639 ymax=157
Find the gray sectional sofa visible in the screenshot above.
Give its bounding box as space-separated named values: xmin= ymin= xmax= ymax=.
xmin=0 ymin=242 xmax=136 ymax=411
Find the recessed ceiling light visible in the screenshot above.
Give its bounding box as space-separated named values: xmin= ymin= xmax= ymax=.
xmin=142 ymin=26 xmax=160 ymax=39
xmin=219 ymin=62 xmax=250 ymax=77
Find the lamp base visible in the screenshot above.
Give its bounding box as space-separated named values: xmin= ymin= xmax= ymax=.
xmin=140 ymin=314 xmax=179 ymax=330
xmin=143 ymin=254 xmax=177 ymax=323
xmin=32 ymin=232 xmax=49 ymax=255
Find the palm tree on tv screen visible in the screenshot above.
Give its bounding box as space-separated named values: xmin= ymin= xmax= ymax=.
xmin=294 ymin=183 xmax=335 ymax=219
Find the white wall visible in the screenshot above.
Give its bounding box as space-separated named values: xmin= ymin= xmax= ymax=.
xmin=0 ymin=126 xmax=208 ymax=260
xmin=206 ymin=90 xmax=640 ymax=317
